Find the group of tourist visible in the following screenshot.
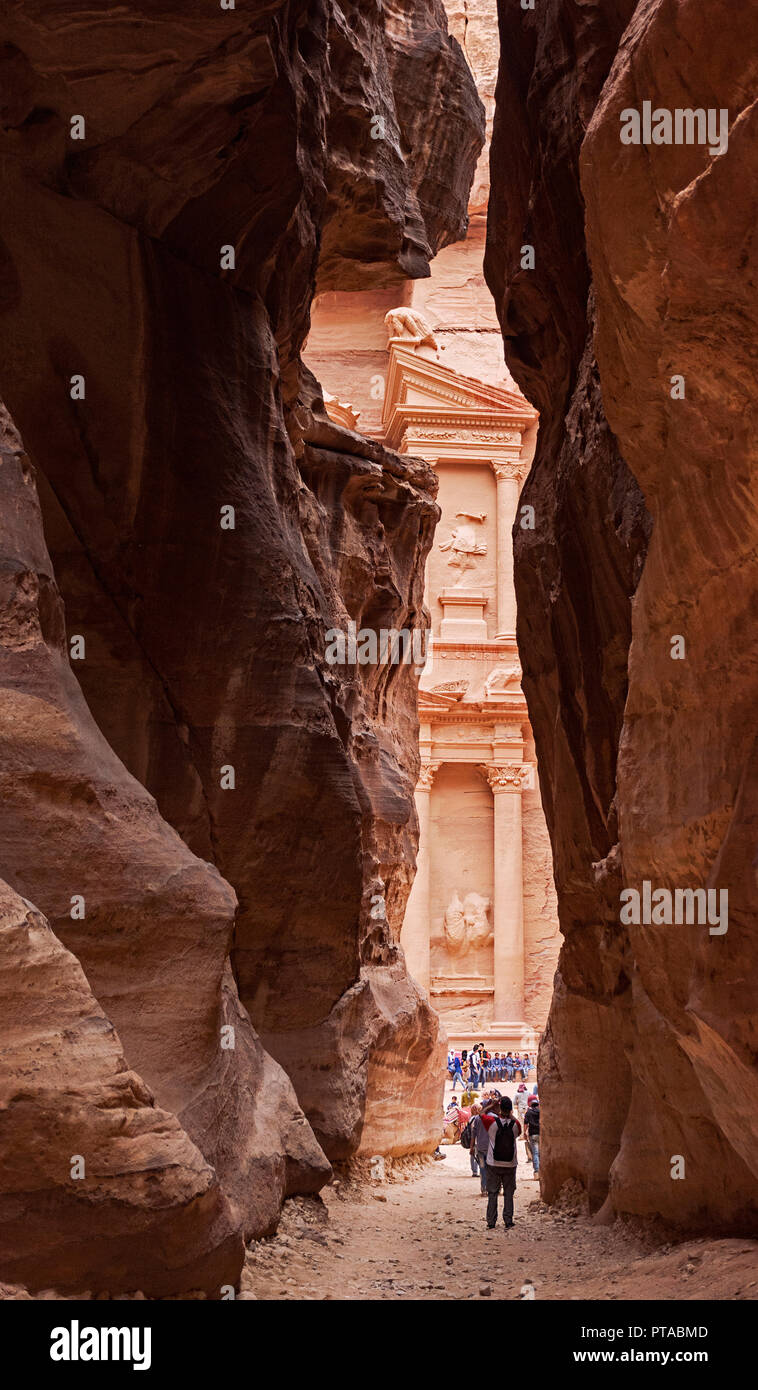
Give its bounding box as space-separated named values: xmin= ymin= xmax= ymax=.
xmin=446 ymin=1046 xmax=533 ymax=1090
xmin=444 ymin=1084 xmax=541 ymax=1229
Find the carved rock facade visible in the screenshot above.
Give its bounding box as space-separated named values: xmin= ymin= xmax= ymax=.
xmin=306 ymin=0 xmax=562 ymax=1053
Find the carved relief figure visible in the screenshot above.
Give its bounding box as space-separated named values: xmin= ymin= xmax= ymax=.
xmin=483 ymin=659 xmax=522 ymax=697
xmin=384 ymin=306 xmax=438 ymax=350
xmin=439 ymin=513 xmax=487 ymax=580
xmin=443 ymin=890 xmax=493 ymax=955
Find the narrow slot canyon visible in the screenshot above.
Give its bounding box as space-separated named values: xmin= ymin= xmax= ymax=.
xmin=0 ymin=0 xmax=756 ymax=1317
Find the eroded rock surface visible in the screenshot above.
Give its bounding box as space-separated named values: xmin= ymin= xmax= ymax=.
xmin=0 ymin=879 xmax=243 ymax=1296
xmin=0 ymin=0 xmax=482 ymax=1289
xmin=0 ymin=415 xmax=331 ymax=1258
xmin=486 ymin=0 xmax=758 ymax=1228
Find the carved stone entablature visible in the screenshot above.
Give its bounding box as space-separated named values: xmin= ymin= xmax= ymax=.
xmin=439 ymin=723 xmax=492 ymax=740
xmin=479 ymin=763 xmax=531 ymax=792
xmin=417 ymin=761 xmax=440 ymax=791
xmin=410 ymin=427 xmax=522 ymax=442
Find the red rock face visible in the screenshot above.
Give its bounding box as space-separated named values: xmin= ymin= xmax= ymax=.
xmin=0 ymin=881 xmax=243 ymax=1297
xmin=0 ymin=415 xmax=330 ymax=1262
xmin=0 ymin=1 xmax=482 ymax=1289
xmin=487 ymin=0 xmax=758 ymax=1227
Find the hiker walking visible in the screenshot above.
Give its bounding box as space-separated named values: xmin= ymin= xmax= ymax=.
xmin=525 ymin=1095 xmax=540 ymax=1175
xmin=480 ymin=1095 xmax=521 ymax=1229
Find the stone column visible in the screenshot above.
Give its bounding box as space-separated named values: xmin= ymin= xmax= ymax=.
xmin=401 ymin=761 xmax=439 ymax=992
xmin=493 ymin=462 xmax=523 ymax=639
xmin=481 ymin=764 xmax=529 ymax=1020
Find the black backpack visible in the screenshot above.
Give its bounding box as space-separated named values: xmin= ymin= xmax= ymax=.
xmin=460 ymin=1119 xmax=474 ymax=1150
xmin=492 ymin=1116 xmax=516 ymax=1163
xmin=527 ymin=1108 xmax=540 ymax=1136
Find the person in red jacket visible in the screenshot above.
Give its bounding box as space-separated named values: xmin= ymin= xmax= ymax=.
xmin=479 ymin=1094 xmax=521 ymax=1229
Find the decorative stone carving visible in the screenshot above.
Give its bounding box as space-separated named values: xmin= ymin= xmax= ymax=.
xmin=410 ymin=427 xmax=522 ymax=440
xmin=492 ymin=459 xmax=526 ymax=481
xmin=443 ymin=891 xmax=493 ymax=955
xmin=322 ymin=391 xmax=361 ymax=431
xmin=439 ymin=515 xmax=487 ymax=578
xmin=480 ymin=763 xmax=531 ymax=791
xmin=384 ymin=307 xmax=438 ymax=349
xmin=416 ymin=761 xmax=440 ymax=791
xmin=483 ymin=661 xmax=522 ymax=697
xmin=430 ymin=680 xmax=468 ymax=699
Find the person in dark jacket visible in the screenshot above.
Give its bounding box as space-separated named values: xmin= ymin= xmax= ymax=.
xmin=525 ymin=1095 xmax=540 ymax=1174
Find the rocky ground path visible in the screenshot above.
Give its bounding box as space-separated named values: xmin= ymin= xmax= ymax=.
xmin=240 ymin=1138 xmax=758 ymax=1302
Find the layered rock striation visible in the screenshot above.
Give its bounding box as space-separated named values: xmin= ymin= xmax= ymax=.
xmin=0 ymin=0 xmax=483 ymax=1290
xmin=486 ymin=0 xmax=758 ymax=1228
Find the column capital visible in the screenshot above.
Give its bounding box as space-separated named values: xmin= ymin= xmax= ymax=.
xmin=416 ymin=761 xmax=440 ymax=791
xmin=479 ymin=763 xmax=530 ymax=793
xmin=491 ymin=459 xmax=526 ymax=484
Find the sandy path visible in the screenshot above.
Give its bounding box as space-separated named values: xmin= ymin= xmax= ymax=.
xmin=240 ymin=1129 xmax=758 ymax=1302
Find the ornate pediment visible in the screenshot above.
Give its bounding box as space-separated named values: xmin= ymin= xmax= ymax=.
xmin=381 ymin=326 xmax=538 ymax=453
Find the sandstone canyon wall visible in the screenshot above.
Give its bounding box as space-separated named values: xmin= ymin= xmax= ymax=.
xmin=486 ymin=0 xmax=758 ymax=1229
xmin=0 ymin=0 xmax=483 ymax=1292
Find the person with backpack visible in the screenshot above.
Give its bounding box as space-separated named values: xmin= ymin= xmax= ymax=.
xmin=479 ymin=1095 xmax=521 ymax=1229
xmin=451 ymin=1052 xmax=465 ymax=1091
xmin=525 ymin=1095 xmax=540 ymax=1174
